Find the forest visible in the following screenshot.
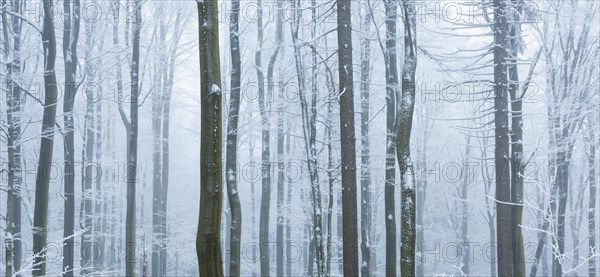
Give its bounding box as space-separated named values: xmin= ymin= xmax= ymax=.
xmin=0 ymin=0 xmax=598 ymax=276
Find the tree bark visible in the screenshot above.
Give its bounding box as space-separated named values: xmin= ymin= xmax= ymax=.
xmin=493 ymin=1 xmax=513 ymax=276
xmin=290 ymin=0 xmax=326 ymax=275
xmin=254 ymin=1 xmax=271 ymax=275
xmin=2 ymin=1 xmax=15 ymax=275
xmin=398 ymin=1 xmax=417 ymax=276
xmin=586 ymin=119 xmax=597 ymax=277
xmin=383 ymin=1 xmax=398 ymax=275
xmin=32 ymin=0 xmax=59 ymax=275
xmin=272 ymin=1 xmax=284 ymax=275
xmin=81 ymin=18 xmax=96 ymax=274
xmin=196 ymin=0 xmax=224 ymax=276
xmin=359 ymin=5 xmax=373 ymax=276
xmin=225 ymin=0 xmax=242 ymax=274
xmin=62 ymin=0 xmax=81 ymax=275
xmin=337 ymin=0 xmax=359 ymax=276
xmin=9 ymin=1 xmax=22 ymax=273
xmin=125 ymin=0 xmax=141 ymax=275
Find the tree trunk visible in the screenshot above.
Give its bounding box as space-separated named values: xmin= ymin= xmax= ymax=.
xmin=398 ymin=1 xmax=417 ymax=276
xmin=9 ymin=1 xmax=22 ymax=273
xmin=286 ymin=133 xmax=293 ymax=277
xmin=81 ymin=19 xmax=96 ymax=273
xmin=32 ymin=0 xmax=58 ymax=275
xmin=461 ymin=138 xmax=471 ymax=276
xmin=273 ymin=0 xmax=284 ymax=275
xmin=2 ymin=1 xmax=15 ymax=275
xmin=359 ymin=5 xmax=373 ymax=276
xmin=508 ymin=3 xmax=525 ymax=274
xmin=254 ymin=1 xmax=271 ymax=275
xmin=125 ymin=0 xmax=141 ymax=275
xmin=586 ymin=120 xmax=597 ymax=277
xmin=196 ymin=0 xmax=224 ymax=276
xmin=225 ymin=0 xmax=242 ymax=274
xmin=290 ymin=0 xmax=326 ymax=275
xmin=62 ymin=0 xmax=81 ymax=274
xmin=493 ymin=0 xmax=513 ymax=276
xmin=337 ymin=1 xmax=359 ymax=276
xmin=152 ymin=13 xmax=164 ymax=276
xmin=383 ymin=1 xmax=398 ymax=275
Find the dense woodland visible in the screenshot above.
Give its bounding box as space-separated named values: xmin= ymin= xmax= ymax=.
xmin=0 ymin=0 xmax=598 ymax=276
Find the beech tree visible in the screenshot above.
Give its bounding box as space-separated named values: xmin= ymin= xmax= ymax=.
xmin=31 ymin=0 xmax=59 ymax=275
xmin=196 ymin=0 xmax=224 ymax=275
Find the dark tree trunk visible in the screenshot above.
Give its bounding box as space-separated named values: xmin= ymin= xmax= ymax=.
xmin=62 ymin=1 xmax=81 ymax=274
xmin=196 ymin=0 xmax=224 ymax=276
xmin=32 ymin=0 xmax=58 ymax=275
xmin=225 ymin=0 xmax=242 ymax=274
xmin=125 ymin=0 xmax=141 ymax=275
xmin=493 ymin=1 xmax=513 ymax=276
xmin=337 ymin=0 xmax=359 ymax=276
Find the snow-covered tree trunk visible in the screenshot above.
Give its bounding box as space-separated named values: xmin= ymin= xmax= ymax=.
xmin=398 ymin=0 xmax=417 ymax=276
xmin=359 ymin=4 xmax=373 ymax=276
xmin=225 ymin=0 xmax=242 ymax=274
xmin=271 ymin=0 xmax=284 ymax=275
xmin=290 ymin=0 xmax=326 ymax=274
xmin=81 ymin=17 xmax=96 ymax=275
xmin=586 ymin=118 xmax=597 ymax=277
xmin=383 ymin=1 xmax=398 ymax=275
xmin=9 ymin=1 xmax=22 ymax=273
xmin=2 ymin=1 xmax=15 ymax=275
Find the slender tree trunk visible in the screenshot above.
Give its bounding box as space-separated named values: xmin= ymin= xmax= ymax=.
xmin=359 ymin=5 xmax=373 ymax=277
xmin=461 ymin=138 xmax=471 ymax=276
xmin=586 ymin=120 xmax=597 ymax=277
xmin=508 ymin=3 xmax=525 ymax=274
xmin=254 ymin=1 xmax=272 ymax=275
xmin=415 ymin=110 xmax=428 ymax=277
xmin=196 ymin=0 xmax=224 ymax=275
xmin=125 ymin=0 xmax=141 ymax=275
xmin=553 ymin=146 xmax=572 ymax=277
xmin=383 ymin=1 xmax=398 ymax=275
xmin=273 ymin=0 xmax=284 ymax=274
xmin=151 ymin=14 xmax=164 ymax=276
xmin=94 ymin=73 xmax=104 ymax=272
xmin=398 ymin=1 xmax=417 ymax=276
xmin=290 ymin=0 xmax=326 ymax=275
xmin=62 ymin=1 xmax=81 ymax=274
xmin=32 ymin=0 xmax=59 ymax=275
xmin=493 ymin=0 xmax=513 ymax=276
xmin=81 ymin=19 xmax=96 ymax=273
xmin=337 ymin=1 xmax=359 ymax=276
xmin=286 ymin=133 xmax=293 ymax=277
xmin=2 ymin=2 xmax=14 ymax=275
xmin=225 ymin=0 xmax=242 ymax=274
xmin=9 ymin=1 xmax=22 ymax=273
